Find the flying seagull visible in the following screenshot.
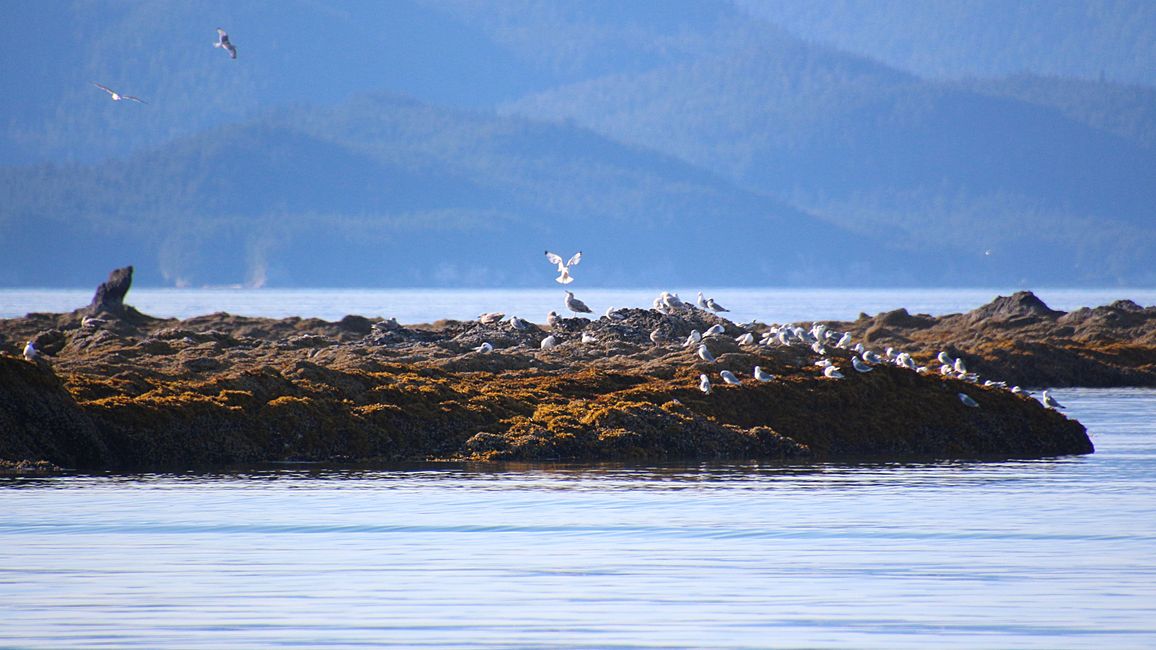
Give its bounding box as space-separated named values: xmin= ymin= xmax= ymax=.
xmin=545 ymin=251 xmax=581 ymax=284
xmin=91 ymin=82 xmax=146 ymax=103
xmin=564 ymin=290 xmax=592 ymax=314
xmin=215 ymin=28 xmax=237 ymax=59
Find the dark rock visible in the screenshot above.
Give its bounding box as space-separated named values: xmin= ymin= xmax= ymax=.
xmin=31 ymin=329 xmax=66 ymax=356
xmin=967 ymin=291 xmax=1063 ymax=324
xmin=87 ymin=266 xmax=134 ymax=316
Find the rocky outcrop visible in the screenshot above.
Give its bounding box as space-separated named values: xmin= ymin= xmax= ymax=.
xmin=831 ymin=292 xmax=1156 ymax=388
xmin=0 ymin=279 xmax=1098 ymax=470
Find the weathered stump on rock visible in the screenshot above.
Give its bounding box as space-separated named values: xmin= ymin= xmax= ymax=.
xmin=88 ymin=266 xmax=134 ymax=316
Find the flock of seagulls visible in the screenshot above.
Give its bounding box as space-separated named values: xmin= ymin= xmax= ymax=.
xmin=92 ymin=28 xmax=237 ymax=105
xmin=461 ymin=250 xmax=1070 ymax=413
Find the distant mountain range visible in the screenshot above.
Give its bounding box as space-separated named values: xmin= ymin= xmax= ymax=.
xmin=1 ymin=0 xmax=1153 ymax=288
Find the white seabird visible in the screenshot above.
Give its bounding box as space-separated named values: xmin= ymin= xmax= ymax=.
xmin=1042 ymin=390 xmax=1065 ymax=409
xmin=753 ymin=366 xmax=775 ymax=382
xmin=824 ymin=366 xmax=844 ymax=379
xmin=696 ymin=291 xmax=709 ymax=310
xmin=696 ymin=343 xmax=716 ymax=363
xmin=699 ymin=373 xmax=712 ymax=394
xmin=954 ymin=357 xmax=968 ymax=374
xmin=811 ymin=340 xmax=826 ymax=355
xmin=545 ymin=251 xmax=582 ymax=285
xmin=703 ymin=324 xmax=725 ymax=337
xmin=649 ymin=328 xmax=663 ymax=345
xmin=547 ymin=311 xmax=561 ymax=327
xmin=661 ymin=292 xmax=686 ymax=311
xmin=835 ymin=332 xmax=852 ymax=348
xmin=508 ymin=316 xmax=529 ymax=330
xmin=215 ymin=28 xmax=237 ymax=59
xmin=581 ymin=332 xmax=598 ymax=344
xmin=540 ymin=335 xmax=558 ymax=350
xmin=683 ymin=330 xmax=702 ymax=347
xmin=603 ymin=306 xmax=626 ymax=321
xmin=938 ymin=351 xmax=954 ymax=366
xmin=706 ymin=297 xmax=729 ymax=313
xmin=91 ymin=82 xmax=146 ymax=104
xmin=958 ymin=393 xmax=980 ymax=408
xmin=720 ymin=370 xmax=741 ymax=385
xmin=474 ymin=342 xmax=493 ymax=354
xmin=564 ymin=290 xmax=593 ymax=314
xmin=862 ymin=350 xmax=882 ymax=365
xmin=852 ymin=356 xmax=874 ymax=373
xmin=23 ymin=341 xmax=42 ymax=362
xmin=81 ymin=316 xmax=106 ymax=329
xmin=735 ymin=332 xmax=755 ymax=346
xmin=478 ymin=311 xmax=505 ymax=325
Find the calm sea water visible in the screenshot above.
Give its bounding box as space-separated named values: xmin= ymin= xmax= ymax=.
xmin=3 ymin=290 xmax=1155 ymax=647
xmin=1 ymin=388 xmax=1154 ymax=648
xmin=3 ymin=287 xmax=1155 ymax=324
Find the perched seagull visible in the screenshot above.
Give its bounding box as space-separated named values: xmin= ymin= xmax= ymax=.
xmin=706 ymin=297 xmax=729 ymax=313
xmin=540 ymin=335 xmax=558 ymax=350
xmin=811 ymin=340 xmax=826 ymax=355
xmin=852 ymin=356 xmax=874 ymax=373
xmin=720 ymin=370 xmax=742 ymax=385
xmin=753 ymin=366 xmax=775 ymax=382
xmin=91 ymin=82 xmax=146 ymax=103
xmin=649 ymin=328 xmax=663 ymax=345
xmin=603 ymin=306 xmax=627 ymax=321
xmin=698 ymin=373 xmax=712 ymax=394
xmin=564 ymin=290 xmax=592 ymax=314
xmin=954 ymin=357 xmax=968 ymax=374
xmin=1042 ymin=390 xmax=1065 ymax=409
xmin=508 ymin=316 xmax=529 ymax=331
xmin=581 ymin=332 xmax=598 ymax=344
xmin=682 ymin=330 xmax=702 ymax=348
xmin=546 ymin=311 xmax=560 ymax=327
xmin=862 ymin=350 xmax=882 ymax=365
xmin=661 ymin=292 xmax=687 ymax=311
xmin=215 ymin=28 xmax=237 ymax=59
xmin=835 ymin=332 xmax=852 ymax=348
xmin=735 ymin=332 xmax=755 ymax=346
xmin=545 ymin=251 xmax=582 ymax=285
xmin=81 ymin=316 xmax=106 ymax=329
xmin=23 ymin=341 xmax=42 ymax=362
xmin=958 ymin=393 xmax=980 ymax=408
xmin=823 ymin=366 xmax=844 ymax=379
xmin=696 ymin=292 xmax=710 ymax=310
xmin=696 ymin=343 xmax=716 ymax=363
xmin=478 ymin=312 xmax=505 ymax=325
xmin=937 ymin=351 xmax=954 ymax=366
xmin=703 ymin=324 xmax=725 ymax=337
xmin=814 ymin=358 xmax=834 ymax=368
xmin=474 ymin=342 xmax=493 ymax=354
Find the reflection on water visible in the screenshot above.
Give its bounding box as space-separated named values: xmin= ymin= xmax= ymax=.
xmin=2 ymin=389 xmax=1155 ymax=648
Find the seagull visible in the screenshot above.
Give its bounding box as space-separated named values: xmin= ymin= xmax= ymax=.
xmin=959 ymin=393 xmax=980 ymax=408
xmin=698 ymin=373 xmax=712 ymax=394
xmin=753 ymin=366 xmax=775 ymax=382
xmin=81 ymin=316 xmax=107 ymax=329
xmin=852 ymin=356 xmax=874 ymax=373
xmin=703 ymin=324 xmax=725 ymax=337
xmin=683 ymin=329 xmax=702 ymax=347
xmin=1042 ymin=390 xmax=1065 ymax=409
xmin=91 ymin=82 xmax=146 ymax=104
xmin=735 ymin=332 xmax=755 ymax=346
xmin=508 ymin=316 xmax=529 ymax=331
xmin=938 ymin=351 xmax=954 ymax=366
xmin=696 ymin=292 xmax=710 ymax=310
xmin=564 ymin=290 xmax=592 ymax=314
xmin=720 ymin=370 xmax=742 ymax=385
xmin=706 ymin=297 xmax=729 ymax=313
xmin=540 ymin=335 xmax=558 ymax=350
xmin=954 ymin=357 xmax=968 ymax=374
xmin=823 ymin=366 xmax=844 ymax=379
xmin=23 ymin=341 xmax=42 ymax=362
xmin=649 ymin=328 xmax=663 ymax=345
xmin=862 ymin=350 xmax=882 ymax=365
xmin=478 ymin=312 xmax=504 ymax=325
xmin=545 ymin=251 xmax=581 ymax=284
xmin=546 ymin=311 xmax=560 ymax=327
xmin=215 ymin=28 xmax=237 ymax=59
xmin=581 ymin=332 xmax=598 ymax=344
xmin=474 ymin=342 xmax=493 ymax=354
xmin=811 ymin=340 xmax=826 ymax=355
xmin=696 ymin=343 xmax=716 ymax=363
xmin=835 ymin=332 xmax=852 ymax=348
xmin=661 ymin=292 xmax=686 ymax=311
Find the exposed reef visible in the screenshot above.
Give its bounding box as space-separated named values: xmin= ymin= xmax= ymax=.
xmin=0 ymin=269 xmax=1108 ymax=470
